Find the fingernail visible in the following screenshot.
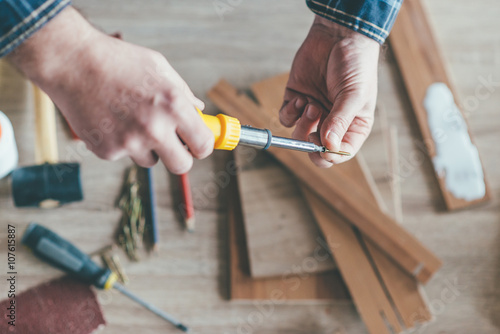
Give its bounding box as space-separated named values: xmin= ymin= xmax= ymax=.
xmin=305 ymin=106 xmax=319 ymax=120
xmin=295 ymin=98 xmax=306 ymax=110
xmin=326 ymin=131 xmax=341 ymax=151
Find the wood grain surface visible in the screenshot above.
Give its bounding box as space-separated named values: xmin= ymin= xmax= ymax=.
xmin=389 ymin=0 xmax=491 ymax=210
xmin=228 ymin=161 xmax=349 ymax=301
xmin=235 ymin=147 xmax=336 ymax=278
xmin=251 ymin=73 xmax=432 ymax=330
xmin=1 ymin=1 xmax=500 ymax=333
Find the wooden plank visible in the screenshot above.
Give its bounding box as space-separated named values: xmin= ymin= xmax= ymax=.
xmin=302 ymin=187 xmax=402 ymax=334
xmin=207 ymin=79 xmax=442 ymax=284
xmin=389 ymin=0 xmax=491 ymax=210
xmin=235 ymin=148 xmax=336 ymax=278
xmin=355 ymin=157 xmax=433 ymax=327
xmin=251 ymin=74 xmax=432 ymax=327
xmin=228 ymin=165 xmax=349 ymax=301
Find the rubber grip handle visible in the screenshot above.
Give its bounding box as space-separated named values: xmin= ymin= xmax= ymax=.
xmin=196 ymin=108 xmax=241 ymax=150
xmin=21 ymin=223 xmax=113 ymax=289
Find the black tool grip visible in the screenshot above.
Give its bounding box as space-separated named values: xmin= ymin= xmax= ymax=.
xmin=21 ymin=223 xmax=112 ymax=289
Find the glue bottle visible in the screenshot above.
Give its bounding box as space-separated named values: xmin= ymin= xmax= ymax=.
xmin=0 ymin=111 xmax=18 ymax=179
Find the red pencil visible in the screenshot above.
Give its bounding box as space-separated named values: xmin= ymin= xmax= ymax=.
xmin=179 ymin=173 xmax=195 ymax=232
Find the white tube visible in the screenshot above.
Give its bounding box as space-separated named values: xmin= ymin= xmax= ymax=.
xmin=0 ymin=111 xmax=18 ymax=179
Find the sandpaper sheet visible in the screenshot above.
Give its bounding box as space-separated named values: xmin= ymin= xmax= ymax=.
xmin=0 ymin=276 xmax=105 ymax=334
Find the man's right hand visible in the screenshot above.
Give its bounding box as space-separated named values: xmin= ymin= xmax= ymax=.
xmin=8 ymin=6 xmax=214 ymax=174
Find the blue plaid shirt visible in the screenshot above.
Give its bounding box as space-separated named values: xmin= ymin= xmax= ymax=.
xmin=0 ymin=0 xmax=70 ymax=57
xmin=307 ymin=0 xmax=403 ymax=43
xmin=0 ymin=0 xmax=400 ymax=58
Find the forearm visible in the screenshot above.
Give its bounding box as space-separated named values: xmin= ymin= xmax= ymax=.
xmin=306 ymin=0 xmax=403 ymax=43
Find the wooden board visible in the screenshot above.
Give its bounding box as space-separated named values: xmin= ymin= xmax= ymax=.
xmin=389 ymin=0 xmax=491 ymax=210
xmin=208 ymin=79 xmax=442 ymax=284
xmin=251 ymin=74 xmax=431 ymax=328
xmin=235 ymin=147 xmax=336 ymax=278
xmin=302 ymin=187 xmax=402 ymax=334
xmin=228 ymin=165 xmax=349 ymax=301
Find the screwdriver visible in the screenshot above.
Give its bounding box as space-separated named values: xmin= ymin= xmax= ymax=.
xmin=21 ymin=223 xmax=189 ymax=332
xmin=198 ymin=109 xmax=351 ymax=156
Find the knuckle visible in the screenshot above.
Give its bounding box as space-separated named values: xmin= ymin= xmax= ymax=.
xmin=149 ymin=50 xmax=166 ymax=64
xmin=163 ymin=89 xmax=187 ymax=119
xmin=329 ymin=115 xmax=351 ymax=134
xmin=279 ymin=111 xmax=294 ymax=127
xmin=191 ymin=133 xmax=214 ymax=159
xmin=94 ymin=148 xmax=116 ymax=161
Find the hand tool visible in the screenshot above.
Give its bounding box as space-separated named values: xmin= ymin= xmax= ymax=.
xmin=21 ymin=223 xmax=189 ymax=332
xmin=11 ymin=85 xmax=83 ymax=207
xmin=145 ymin=167 xmax=160 ymax=251
xmin=179 ymin=173 xmax=195 ymax=232
xmin=198 ymin=109 xmax=351 ymax=156
xmin=0 ymin=110 xmax=18 ymax=179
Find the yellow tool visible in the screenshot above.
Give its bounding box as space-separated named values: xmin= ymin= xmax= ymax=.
xmin=198 ymin=109 xmax=350 ymax=156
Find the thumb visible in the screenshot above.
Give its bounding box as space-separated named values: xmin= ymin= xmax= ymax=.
xmin=320 ymin=97 xmax=359 ymax=152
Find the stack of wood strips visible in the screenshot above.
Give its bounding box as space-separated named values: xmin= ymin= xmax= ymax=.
xmin=210 ymin=73 xmax=435 ymax=333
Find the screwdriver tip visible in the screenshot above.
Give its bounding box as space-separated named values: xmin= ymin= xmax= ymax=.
xmin=177 ymin=324 xmax=189 ymax=332
xmin=323 ymin=148 xmax=351 ymax=156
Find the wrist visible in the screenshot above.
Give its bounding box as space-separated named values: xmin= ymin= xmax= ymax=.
xmin=7 ymin=7 xmax=99 ymax=88
xmin=312 ymin=14 xmax=380 ymax=48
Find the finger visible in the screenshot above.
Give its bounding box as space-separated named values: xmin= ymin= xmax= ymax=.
xmin=292 ymin=104 xmax=322 ymax=141
xmin=321 ymin=116 xmax=372 ymax=164
xmin=320 ymin=96 xmax=362 ymax=153
xmin=131 ymin=150 xmax=159 ymax=168
xmin=279 ymin=94 xmax=308 ymax=127
xmin=308 ymin=132 xmax=333 ymax=168
xmin=158 ymin=59 xmax=205 ymax=110
xmin=175 ymin=105 xmax=214 ymax=160
xmin=154 ymin=135 xmax=193 ymax=175
xmin=181 ymin=82 xmax=205 ymax=111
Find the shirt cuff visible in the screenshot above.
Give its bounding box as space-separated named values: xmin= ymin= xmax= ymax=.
xmin=0 ymin=0 xmax=71 ymax=57
xmin=306 ymin=0 xmax=403 ymax=44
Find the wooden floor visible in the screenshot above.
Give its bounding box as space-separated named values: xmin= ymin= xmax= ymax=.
xmin=1 ymin=0 xmax=500 ymax=333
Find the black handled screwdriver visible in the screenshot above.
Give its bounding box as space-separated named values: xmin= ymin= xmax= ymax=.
xmin=21 ymin=223 xmax=188 ymax=332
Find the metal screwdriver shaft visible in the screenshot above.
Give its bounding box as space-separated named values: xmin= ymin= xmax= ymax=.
xmin=239 ymin=125 xmax=351 ymax=156
xmin=113 ymin=283 xmax=188 ymax=332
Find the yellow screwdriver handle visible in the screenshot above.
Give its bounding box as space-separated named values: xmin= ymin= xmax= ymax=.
xmin=197 ymin=108 xmax=241 ymax=150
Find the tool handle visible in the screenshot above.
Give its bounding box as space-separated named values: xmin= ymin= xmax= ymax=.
xmin=197 ymin=108 xmax=241 ymax=150
xmin=33 ymin=85 xmax=59 ymax=164
xmin=22 ymin=223 xmax=116 ymax=290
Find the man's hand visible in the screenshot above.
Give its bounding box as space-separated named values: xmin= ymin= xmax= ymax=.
xmin=8 ymin=7 xmax=214 ymax=174
xmin=281 ymin=15 xmax=380 ymax=167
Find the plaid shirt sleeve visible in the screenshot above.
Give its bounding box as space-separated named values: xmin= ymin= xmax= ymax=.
xmin=0 ymin=0 xmax=71 ymax=57
xmin=306 ymin=0 xmax=403 ymax=43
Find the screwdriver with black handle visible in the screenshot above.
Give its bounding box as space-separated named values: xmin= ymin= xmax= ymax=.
xmin=21 ymin=223 xmax=189 ymax=332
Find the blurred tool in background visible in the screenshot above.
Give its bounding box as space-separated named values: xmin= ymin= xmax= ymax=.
xmin=11 ymin=85 xmax=83 ymax=208
xmin=0 ymin=110 xmax=18 ymax=179
xmin=22 ymin=223 xmax=189 ymax=332
xmin=145 ymin=167 xmax=160 ymax=251
xmin=179 ymin=172 xmax=195 ymax=232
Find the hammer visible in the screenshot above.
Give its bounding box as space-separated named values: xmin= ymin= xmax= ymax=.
xmin=11 ymin=84 xmax=83 ymax=208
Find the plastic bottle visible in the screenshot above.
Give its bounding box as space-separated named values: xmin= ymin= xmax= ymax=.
xmin=0 ymin=111 xmax=18 ymax=179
